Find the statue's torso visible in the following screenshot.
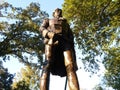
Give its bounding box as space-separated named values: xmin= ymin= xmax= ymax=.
xmin=48 ymin=18 xmax=68 ymax=34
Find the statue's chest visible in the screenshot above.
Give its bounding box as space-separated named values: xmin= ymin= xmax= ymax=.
xmin=49 ymin=19 xmax=63 ymax=34
xmin=49 ymin=19 xmax=62 ymax=26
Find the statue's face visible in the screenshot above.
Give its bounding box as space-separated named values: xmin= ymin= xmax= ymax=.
xmin=53 ymin=8 xmax=62 ymax=18
xmin=54 ymin=9 xmax=62 ymax=18
xmin=54 ymin=11 xmax=60 ymax=18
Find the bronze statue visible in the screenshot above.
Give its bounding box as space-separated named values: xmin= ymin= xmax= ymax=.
xmin=39 ymin=8 xmax=80 ymax=90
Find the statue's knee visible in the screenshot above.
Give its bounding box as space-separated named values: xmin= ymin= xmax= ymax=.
xmin=66 ymin=63 xmax=75 ymax=74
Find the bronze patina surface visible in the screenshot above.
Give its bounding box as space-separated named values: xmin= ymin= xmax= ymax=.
xmin=39 ymin=8 xmax=80 ymax=90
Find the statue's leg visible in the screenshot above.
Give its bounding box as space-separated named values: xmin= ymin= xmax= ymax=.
xmin=40 ymin=45 xmax=52 ymax=90
xmin=64 ymin=50 xmax=80 ymax=90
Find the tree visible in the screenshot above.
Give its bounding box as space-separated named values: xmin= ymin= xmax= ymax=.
xmin=62 ymin=0 xmax=120 ymax=89
xmin=62 ymin=0 xmax=120 ymax=72
xmin=103 ymin=47 xmax=120 ymax=89
xmin=0 ymin=1 xmax=49 ymax=89
xmin=0 ymin=2 xmax=48 ymax=67
xmin=0 ymin=60 xmax=14 ymax=90
xmin=12 ymin=80 xmax=30 ymax=90
xmin=93 ymin=85 xmax=104 ymax=90
xmin=63 ymin=0 xmax=120 ymax=90
xmin=12 ymin=65 xmax=39 ymax=90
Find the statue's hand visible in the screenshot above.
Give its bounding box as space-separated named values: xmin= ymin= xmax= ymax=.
xmin=47 ymin=32 xmax=60 ymax=45
xmin=47 ymin=31 xmax=55 ymax=39
xmin=47 ymin=31 xmax=60 ymax=40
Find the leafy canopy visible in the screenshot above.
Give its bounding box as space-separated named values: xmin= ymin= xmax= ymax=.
xmin=62 ymin=0 xmax=120 ymax=89
xmin=0 ymin=2 xmax=48 ymax=67
xmin=62 ymin=0 xmax=120 ymax=73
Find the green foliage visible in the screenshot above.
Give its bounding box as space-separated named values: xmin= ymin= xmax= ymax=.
xmin=0 ymin=2 xmax=49 ymax=89
xmin=103 ymin=47 xmax=120 ymax=89
xmin=62 ymin=0 xmax=120 ymax=73
xmin=0 ymin=2 xmax=48 ymax=66
xmin=12 ymin=65 xmax=40 ymax=90
xmin=0 ymin=61 xmax=14 ymax=90
xmin=63 ymin=0 xmax=120 ymax=89
xmin=93 ymin=85 xmax=104 ymax=90
xmin=12 ymin=80 xmax=30 ymax=90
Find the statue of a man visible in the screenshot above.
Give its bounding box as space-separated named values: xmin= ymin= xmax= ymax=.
xmin=39 ymin=8 xmax=80 ymax=90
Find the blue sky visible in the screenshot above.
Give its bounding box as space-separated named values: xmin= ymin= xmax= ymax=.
xmin=2 ymin=0 xmax=106 ymax=89
xmin=5 ymin=0 xmax=64 ymax=18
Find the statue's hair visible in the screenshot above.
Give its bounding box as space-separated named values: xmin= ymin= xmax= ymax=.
xmin=53 ymin=8 xmax=62 ymax=17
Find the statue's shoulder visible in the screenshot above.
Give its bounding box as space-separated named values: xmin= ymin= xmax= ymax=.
xmin=43 ymin=18 xmax=49 ymax=21
xmin=49 ymin=17 xmax=67 ymax=23
xmin=42 ymin=18 xmax=49 ymax=24
xmin=59 ymin=17 xmax=67 ymax=22
xmin=59 ymin=17 xmax=67 ymax=21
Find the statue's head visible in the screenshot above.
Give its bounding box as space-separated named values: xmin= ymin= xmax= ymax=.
xmin=53 ymin=8 xmax=62 ymax=18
